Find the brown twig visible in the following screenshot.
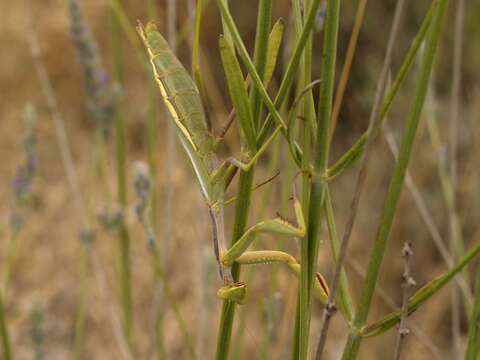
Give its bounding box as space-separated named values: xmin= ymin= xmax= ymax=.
xmin=392 ymin=241 xmax=416 ymax=360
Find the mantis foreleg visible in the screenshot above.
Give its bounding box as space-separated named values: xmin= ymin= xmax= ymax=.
xmin=220 ymin=197 xmax=305 ymax=267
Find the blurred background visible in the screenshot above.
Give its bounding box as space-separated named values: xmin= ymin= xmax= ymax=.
xmin=1 ymin=0 xmax=479 ymax=359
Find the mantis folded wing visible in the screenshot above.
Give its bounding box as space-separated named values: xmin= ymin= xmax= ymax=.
xmin=138 ymin=22 xmax=231 ymax=283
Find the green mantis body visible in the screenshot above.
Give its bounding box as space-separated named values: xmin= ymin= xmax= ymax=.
xmin=137 ymin=22 xmax=328 ymax=304
xmin=138 ymin=22 xmax=230 ymax=283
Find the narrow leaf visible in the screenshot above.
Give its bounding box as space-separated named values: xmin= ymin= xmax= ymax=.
xmin=263 ymin=19 xmax=284 ymax=87
xmin=219 ymin=36 xmax=256 ymax=151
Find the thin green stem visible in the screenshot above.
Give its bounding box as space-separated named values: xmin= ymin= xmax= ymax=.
xmin=111 ymin=0 xmax=134 ymax=352
xmin=215 ymin=170 xmax=255 ymax=360
xmin=215 ymin=0 xmax=272 ymax=355
xmin=144 ymin=1 xmax=165 ymax=358
xmin=251 ymin=0 xmax=272 ymax=130
xmin=465 ymin=265 xmax=480 ymax=359
xmin=73 ymin=243 xmax=89 ymax=360
xmin=0 ymin=294 xmax=11 ymax=360
xmin=1 ymin=231 xmax=19 ymax=299
xmin=298 ymin=0 xmax=340 ymax=358
xmin=316 ymin=0 xmax=408 ymax=356
xmin=342 ymin=0 xmax=449 ymax=357
xmin=256 ymin=0 xmax=323 ymax=148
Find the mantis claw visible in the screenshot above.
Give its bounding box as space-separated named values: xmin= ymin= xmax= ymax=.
xmin=217 ymin=282 xmax=247 ymax=304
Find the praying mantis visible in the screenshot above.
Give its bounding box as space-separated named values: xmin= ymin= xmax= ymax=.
xmin=137 ymin=22 xmax=328 ymax=305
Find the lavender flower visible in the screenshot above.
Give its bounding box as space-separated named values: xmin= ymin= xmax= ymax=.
xmin=67 ymin=0 xmax=119 ymax=136
xmin=133 ymin=161 xmax=156 ymax=249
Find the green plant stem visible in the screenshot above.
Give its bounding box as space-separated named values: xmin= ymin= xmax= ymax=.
xmin=316 ymin=0 xmax=407 ymax=356
xmin=290 ymin=2 xmax=305 ymax=353
xmin=111 ymin=0 xmax=134 ymax=352
xmin=2 ymin=231 xmax=19 ymax=299
xmin=297 ymin=0 xmax=340 ymax=358
xmin=73 ymin=243 xmax=89 ymax=360
xmin=0 ymin=294 xmax=12 ymax=360
xmin=145 ymin=1 xmax=165 ymax=357
xmin=215 ymin=0 xmax=272 ymax=356
xmin=215 ymin=170 xmax=255 ymax=360
xmin=465 ymin=265 xmax=480 ymax=359
xmin=251 ymin=0 xmax=272 ymax=130
xmin=256 ymin=0 xmax=323 ymax=148
xmin=341 ymin=0 xmax=448 ymax=357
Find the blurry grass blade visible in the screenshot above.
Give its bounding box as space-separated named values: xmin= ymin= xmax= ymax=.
xmin=219 ymin=36 xmax=257 ymax=149
xmin=263 ymin=19 xmax=285 ymax=87
xmin=465 ymin=265 xmax=480 ymax=359
xmin=327 ymin=1 xmax=436 ymax=179
xmin=0 ymin=295 xmax=12 ymax=360
xmin=361 ymin=239 xmax=480 ymax=338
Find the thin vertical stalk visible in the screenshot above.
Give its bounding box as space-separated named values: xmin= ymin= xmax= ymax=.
xmin=465 ymin=265 xmax=480 ymax=360
xmin=315 ymin=1 xmax=407 ymax=357
xmin=449 ymin=0 xmax=465 ymax=354
xmin=251 ymin=0 xmax=272 ymax=130
xmin=342 ymin=1 xmax=449 ymax=357
xmin=159 ymin=12 xmax=178 ymax=357
xmin=215 ymin=171 xmax=255 ymax=360
xmin=256 ymin=0 xmax=323 ymax=146
xmin=392 ymin=242 xmax=415 ymax=360
xmin=111 ymin=0 xmax=134 ymax=352
xmin=215 ymin=1 xmax=270 ymax=357
xmin=0 ymin=295 xmax=11 ymax=360
xmin=145 ymin=1 xmax=165 ymax=357
xmin=298 ymin=0 xmax=340 ymax=358
xmin=233 ymin=137 xmax=282 ymax=360
xmin=73 ymin=240 xmax=89 ymax=360
xmin=163 ymin=0 xmax=177 ymax=279
xmin=290 ymin=2 xmax=306 ymax=354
